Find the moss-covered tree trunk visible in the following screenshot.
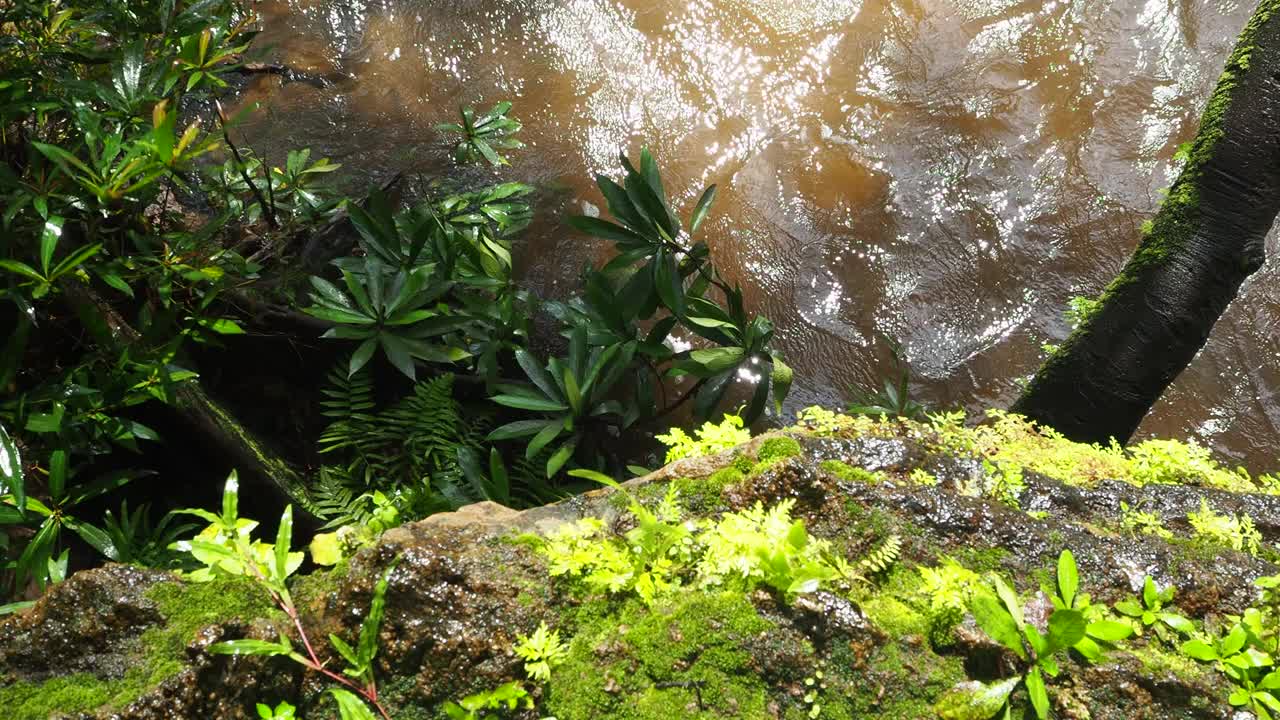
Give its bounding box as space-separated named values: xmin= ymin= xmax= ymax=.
xmin=62 ymin=284 xmax=315 ymax=514
xmin=1013 ymin=0 xmax=1280 ymax=445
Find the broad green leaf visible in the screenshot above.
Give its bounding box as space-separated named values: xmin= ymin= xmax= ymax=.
xmin=379 ymin=334 xmax=417 ymax=380
xmin=568 ymin=216 xmax=644 ymax=244
xmin=689 ymin=347 xmax=746 ymax=373
xmin=201 ymin=318 xmax=245 ymax=335
xmin=1179 ymin=639 xmax=1218 ymax=661
xmin=221 ymin=471 xmax=239 ymax=527
xmin=310 ymin=532 xmax=343 ymax=566
xmin=1045 ymin=608 xmax=1086 ymax=653
xmin=526 ymin=420 xmax=565 ymax=460
xmin=358 ymin=560 xmax=397 ymax=672
xmin=563 ymin=368 xmax=582 ymax=414
xmin=1085 ymin=620 xmax=1133 ymax=643
xmin=487 ymin=419 xmax=558 ymax=441
xmin=66 ymin=519 xmax=118 ymax=561
xmin=653 ymin=250 xmax=684 ymax=316
xmin=990 ymin=575 xmax=1024 ymax=630
xmin=1024 ymin=667 xmax=1049 ymax=719
xmin=473 ymin=137 xmax=505 ymax=166
xmin=934 ymin=677 xmax=1019 ymax=720
xmin=31 ymin=141 xmax=94 ymax=177
xmin=515 ymin=350 xmax=561 ymax=402
xmin=1057 ymin=550 xmax=1078 ymax=608
xmin=0 ymin=260 xmax=45 ymax=283
xmin=1222 ymin=624 xmax=1248 ymax=656
xmin=1158 ymin=612 xmax=1195 ymax=635
xmin=971 ymin=589 xmax=1027 ymax=660
xmin=350 ymin=337 xmax=378 ymax=377
xmin=329 ymin=633 xmax=360 ymax=668
xmin=49 ymin=242 xmax=102 ymax=280
xmin=1072 ymin=635 xmax=1103 ymax=663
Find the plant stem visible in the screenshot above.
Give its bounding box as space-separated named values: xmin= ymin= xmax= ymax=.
xmin=214 ymin=101 xmax=278 ymax=230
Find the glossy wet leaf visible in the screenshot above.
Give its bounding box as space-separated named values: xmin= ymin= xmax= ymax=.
xmin=934 ymin=677 xmax=1019 ymax=720
xmin=207 ymin=639 xmax=292 ymax=657
xmin=0 ymin=422 xmax=24 ymax=516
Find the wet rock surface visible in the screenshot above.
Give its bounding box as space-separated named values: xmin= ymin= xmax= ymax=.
xmin=0 ymin=565 xmax=169 ymax=683
xmin=0 ymin=429 xmax=1268 ymax=718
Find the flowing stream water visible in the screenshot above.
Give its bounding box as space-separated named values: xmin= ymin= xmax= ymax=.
xmin=236 ymin=0 xmax=1280 ymax=472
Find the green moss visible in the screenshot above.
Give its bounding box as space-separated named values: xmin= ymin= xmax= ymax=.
xmin=820 ymin=460 xmax=886 ymax=484
xmin=813 ymin=640 xmax=968 ymax=719
xmin=0 ymin=576 xmax=278 ymax=719
xmin=0 ymin=674 xmax=113 ymax=719
xmin=673 ymin=468 xmax=743 ymax=513
xmin=1132 ymin=643 xmax=1213 ymax=685
xmin=545 ymin=592 xmax=778 ymax=719
xmin=860 ymin=594 xmax=929 ymax=638
xmin=950 ymin=546 xmax=1011 ymax=573
xmin=756 ymin=437 xmax=802 ymax=464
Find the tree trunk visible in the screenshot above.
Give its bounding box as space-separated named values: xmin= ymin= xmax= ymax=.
xmin=1012 ymin=0 xmax=1280 ymax=444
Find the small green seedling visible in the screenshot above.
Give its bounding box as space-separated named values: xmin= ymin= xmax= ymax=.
xmin=1048 ymin=550 xmax=1133 ymax=662
xmin=936 ymin=552 xmax=1091 ymax=719
xmin=1114 ymin=576 xmax=1195 ymax=643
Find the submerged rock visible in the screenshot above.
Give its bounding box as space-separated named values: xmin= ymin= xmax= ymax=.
xmin=0 ymin=417 xmax=1270 ymax=719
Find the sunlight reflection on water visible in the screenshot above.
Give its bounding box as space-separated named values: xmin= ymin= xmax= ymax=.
xmin=241 ymin=0 xmax=1279 ymax=471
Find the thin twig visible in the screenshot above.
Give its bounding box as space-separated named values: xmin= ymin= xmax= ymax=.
xmin=214 ymin=100 xmax=278 ymax=230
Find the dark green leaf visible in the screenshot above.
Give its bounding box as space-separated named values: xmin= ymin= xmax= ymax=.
xmin=568 ymin=216 xmax=644 ymax=244
xmin=515 ymin=350 xmax=561 ymax=402
xmin=689 ymin=184 xmax=717 ymax=235
xmin=491 ymin=394 xmax=569 ymax=412
xmin=66 ymin=519 xmax=118 ymax=561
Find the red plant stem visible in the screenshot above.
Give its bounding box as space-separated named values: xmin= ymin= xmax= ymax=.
xmin=274 ymin=592 xmax=394 ymax=720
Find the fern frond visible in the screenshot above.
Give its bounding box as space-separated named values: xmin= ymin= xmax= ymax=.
xmin=310 ymin=465 xmax=375 ymax=529
xmin=319 ymin=360 xmax=376 ymax=422
xmin=859 ymin=534 xmax=902 ymax=575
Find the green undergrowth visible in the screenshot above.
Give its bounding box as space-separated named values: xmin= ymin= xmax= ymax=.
xmin=1 ymin=577 xmax=277 ymax=719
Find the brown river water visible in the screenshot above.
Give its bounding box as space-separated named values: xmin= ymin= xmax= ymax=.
xmin=235 ymin=0 xmax=1280 ymax=472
